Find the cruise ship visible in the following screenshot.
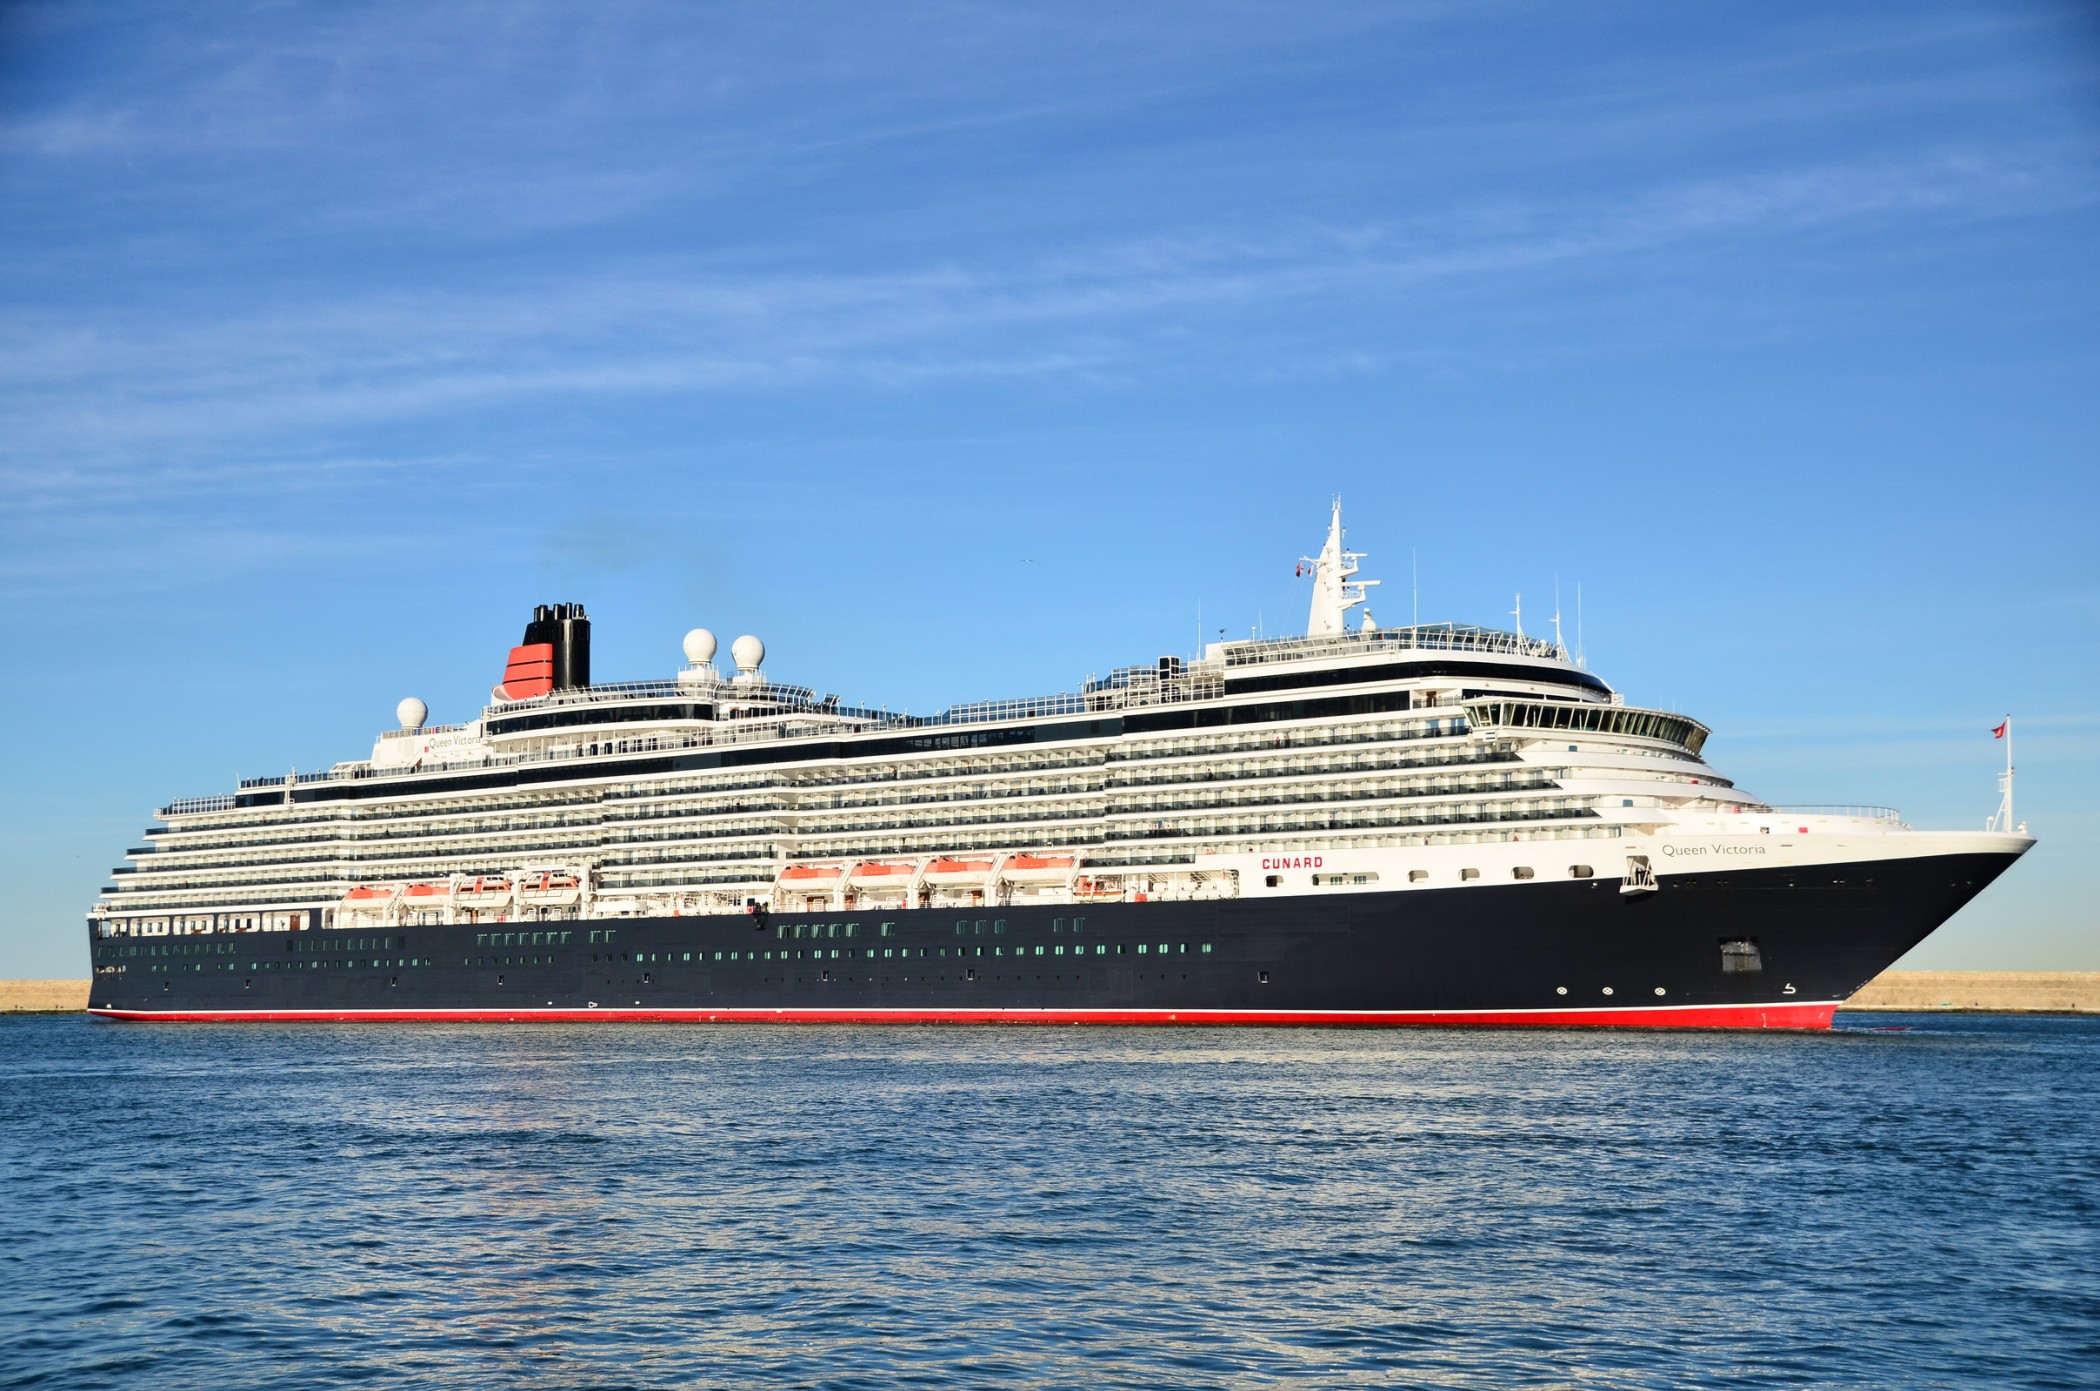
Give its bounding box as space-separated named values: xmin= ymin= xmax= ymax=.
xmin=86 ymin=506 xmax=2032 ymax=1028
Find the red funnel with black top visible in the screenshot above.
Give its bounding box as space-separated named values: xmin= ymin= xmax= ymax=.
xmin=495 ymin=603 xmax=589 ymax=700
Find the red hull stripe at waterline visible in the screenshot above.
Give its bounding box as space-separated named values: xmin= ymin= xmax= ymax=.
xmin=89 ymin=1001 xmax=1839 ymax=1029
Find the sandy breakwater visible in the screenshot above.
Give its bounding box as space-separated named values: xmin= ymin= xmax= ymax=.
xmin=1841 ymin=971 xmax=2100 ymax=1014
xmin=5 ymin=972 xmax=2097 ymax=1016
xmin=1 ymin=980 xmax=90 ymax=1013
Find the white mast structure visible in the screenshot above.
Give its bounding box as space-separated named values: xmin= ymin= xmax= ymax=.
xmin=1989 ymin=715 xmax=2022 ymax=833
xmin=1303 ymin=499 xmax=1379 ymax=635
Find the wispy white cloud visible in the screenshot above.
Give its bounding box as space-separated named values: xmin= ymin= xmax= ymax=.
xmin=1 ymin=1 xmax=2092 ymax=621
xmin=0 ymin=140 xmax=2079 ymax=516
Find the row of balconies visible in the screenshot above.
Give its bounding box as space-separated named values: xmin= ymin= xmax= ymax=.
xmin=141 ymin=719 xmax=1476 ymax=854
xmin=115 ymin=777 xmax=1596 ymax=892
xmin=1102 ymin=804 xmax=1593 ymax=842
xmin=1109 ymin=747 xmax=1517 ymax=790
xmin=1108 ymin=774 xmax=1557 ymax=817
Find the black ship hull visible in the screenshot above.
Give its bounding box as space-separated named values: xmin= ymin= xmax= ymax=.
xmin=88 ymin=851 xmax=2018 ymax=1030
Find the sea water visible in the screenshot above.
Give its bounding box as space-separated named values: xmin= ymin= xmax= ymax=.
xmin=1 ymin=1014 xmax=2094 ymax=1389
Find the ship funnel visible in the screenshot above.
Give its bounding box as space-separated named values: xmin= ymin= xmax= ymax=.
xmin=499 ymin=601 xmax=591 ymax=699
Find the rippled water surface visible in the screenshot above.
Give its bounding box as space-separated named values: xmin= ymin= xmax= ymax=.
xmin=2 ymin=1014 xmax=2096 ymax=1389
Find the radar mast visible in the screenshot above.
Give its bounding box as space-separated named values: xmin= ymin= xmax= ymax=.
xmin=1303 ymin=498 xmax=1379 ymax=635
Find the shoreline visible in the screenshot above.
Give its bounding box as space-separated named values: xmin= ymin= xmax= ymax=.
xmin=1836 ymin=970 xmax=2100 ymax=1015
xmin=7 ymin=971 xmax=2097 ymax=1017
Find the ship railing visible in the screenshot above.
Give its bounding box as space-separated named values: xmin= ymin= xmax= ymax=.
xmin=1219 ymin=624 xmax=1569 ymax=669
xmin=488 ymin=678 xmax=837 ymax=712
xmin=926 ymin=692 xmax=1094 ymax=724
xmin=1763 ymin=805 xmax=1904 ymax=823
xmin=157 ymin=794 xmax=237 ymax=817
xmin=487 ymin=670 xmax=1246 ymax=732
xmin=237 ymin=769 xmax=337 ymax=790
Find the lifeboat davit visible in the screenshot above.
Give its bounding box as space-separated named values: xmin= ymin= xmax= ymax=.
xmin=1002 ymin=854 xmax=1078 ymax=884
xmin=922 ymin=858 xmax=994 ymax=885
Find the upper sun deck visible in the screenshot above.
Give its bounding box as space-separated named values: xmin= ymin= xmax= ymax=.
xmin=475 ymin=621 xmax=1600 ymax=733
xmin=1212 ymin=622 xmax=1574 ymax=670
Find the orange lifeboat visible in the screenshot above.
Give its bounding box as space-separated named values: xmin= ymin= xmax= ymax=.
xmin=1003 ymin=854 xmax=1078 ymax=884
xmin=849 ymin=861 xmax=916 ymax=880
xmin=343 ymin=884 xmax=398 ymax=903
xmin=405 ymin=882 xmax=450 ymax=900
xmin=923 ymin=858 xmax=994 ymax=885
xmin=517 ymin=871 xmax=583 ymax=903
xmin=780 ymin=865 xmax=843 ymax=883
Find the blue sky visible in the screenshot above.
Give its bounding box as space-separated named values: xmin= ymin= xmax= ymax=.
xmin=2 ymin=1 xmax=2095 ymax=978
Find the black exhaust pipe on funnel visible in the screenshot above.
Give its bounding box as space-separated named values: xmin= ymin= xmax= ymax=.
xmin=521 ymin=602 xmax=591 ymax=691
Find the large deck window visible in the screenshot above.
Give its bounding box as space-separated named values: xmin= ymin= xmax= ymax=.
xmin=1463 ymin=699 xmax=1709 ymax=755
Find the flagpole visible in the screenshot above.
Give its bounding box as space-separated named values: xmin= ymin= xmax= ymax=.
xmin=2006 ymin=714 xmax=2014 ymax=831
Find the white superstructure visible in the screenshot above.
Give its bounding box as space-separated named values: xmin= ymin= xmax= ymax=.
xmin=90 ymin=507 xmax=2029 ymax=942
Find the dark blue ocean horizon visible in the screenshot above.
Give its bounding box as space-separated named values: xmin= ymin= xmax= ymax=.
xmin=2 ymin=1014 xmax=2095 ymax=1389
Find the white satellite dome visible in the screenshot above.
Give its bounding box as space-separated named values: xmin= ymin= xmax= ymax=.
xmin=682 ymin=628 xmax=718 ymax=666
xmin=396 ymin=697 xmax=428 ymax=731
xmin=731 ymin=634 xmax=765 ymax=679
